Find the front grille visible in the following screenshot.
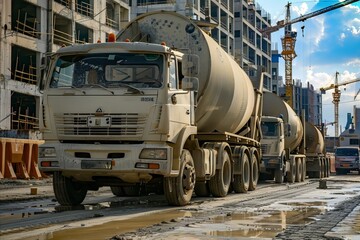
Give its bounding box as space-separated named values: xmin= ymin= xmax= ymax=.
xmin=55 ymin=113 xmax=146 ymax=137
xmin=261 ymin=144 xmax=270 ymax=154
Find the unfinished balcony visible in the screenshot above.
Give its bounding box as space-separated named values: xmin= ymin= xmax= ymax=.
xmin=11 ymin=46 xmax=38 ymax=85
xmin=11 ymin=93 xmax=39 ymax=131
xmin=76 ymin=0 xmax=94 ymax=18
xmin=11 ymin=0 xmax=40 ymax=39
xmin=53 ymin=14 xmax=73 ymax=46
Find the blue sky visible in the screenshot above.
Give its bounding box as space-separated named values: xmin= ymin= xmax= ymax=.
xmin=256 ymin=0 xmax=360 ymax=136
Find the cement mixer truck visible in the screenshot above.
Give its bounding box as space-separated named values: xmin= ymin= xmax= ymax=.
xmin=260 ymin=91 xmax=330 ymax=183
xmin=38 ymin=11 xmax=264 ymax=206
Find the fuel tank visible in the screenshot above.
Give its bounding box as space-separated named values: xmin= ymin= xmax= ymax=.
xmin=118 ymin=11 xmax=255 ymax=133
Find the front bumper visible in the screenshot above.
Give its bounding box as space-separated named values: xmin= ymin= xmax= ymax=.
xmin=38 ymin=141 xmax=175 ymax=181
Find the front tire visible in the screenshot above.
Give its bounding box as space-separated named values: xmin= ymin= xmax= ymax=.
xmin=287 ymin=158 xmax=296 ymax=183
xmin=164 ymin=149 xmax=196 ymax=206
xmin=53 ymin=172 xmax=88 ymax=206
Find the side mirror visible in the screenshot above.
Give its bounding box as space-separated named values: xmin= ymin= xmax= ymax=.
xmin=182 ymin=54 xmax=199 ymax=77
xmin=182 ymin=77 xmax=199 ymax=91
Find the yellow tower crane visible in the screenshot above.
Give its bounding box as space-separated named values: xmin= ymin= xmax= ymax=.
xmin=260 ymin=0 xmax=359 ymax=108
xmin=320 ymin=73 xmax=360 ymax=137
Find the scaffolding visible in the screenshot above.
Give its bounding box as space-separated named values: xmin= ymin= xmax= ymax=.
xmin=14 ymin=55 xmax=37 ymax=85
xmin=11 ymin=108 xmax=39 ymax=130
xmin=15 ymin=10 xmax=40 ymax=39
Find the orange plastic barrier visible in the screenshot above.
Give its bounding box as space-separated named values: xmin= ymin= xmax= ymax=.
xmin=0 ymin=138 xmax=44 ymax=179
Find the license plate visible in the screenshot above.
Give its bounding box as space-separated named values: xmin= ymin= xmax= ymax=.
xmin=342 ymin=164 xmax=350 ymax=168
xmin=81 ymin=160 xmax=112 ymax=169
xmin=87 ymin=116 xmax=111 ymax=127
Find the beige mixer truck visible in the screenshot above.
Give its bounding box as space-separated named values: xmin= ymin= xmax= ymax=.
xmin=38 ymin=11 xmax=264 ymax=206
xmin=260 ymin=91 xmax=330 ymax=183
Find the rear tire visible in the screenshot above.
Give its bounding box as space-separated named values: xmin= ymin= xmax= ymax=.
xmin=295 ymin=158 xmax=302 ymax=182
xmin=301 ymin=158 xmax=306 ymax=181
xmin=209 ymin=149 xmax=231 ymax=197
xmin=313 ymin=159 xmax=321 ymax=178
xmin=53 ymin=172 xmax=88 ymax=206
xmin=232 ymin=147 xmax=250 ymax=193
xmin=110 ymin=186 xmax=124 ymax=196
xmin=164 ymin=149 xmax=196 ymax=206
xmin=248 ymin=149 xmax=259 ymax=191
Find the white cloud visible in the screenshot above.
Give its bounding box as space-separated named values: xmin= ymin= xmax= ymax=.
xmin=312 ymin=17 xmax=325 ymax=46
xmin=343 ymin=4 xmax=360 ymax=14
xmin=340 ymin=32 xmax=346 ymax=39
xmin=347 ymin=18 xmax=360 ymax=35
xmin=344 ymin=58 xmax=360 ymax=67
xmin=292 ymin=3 xmax=309 ymax=16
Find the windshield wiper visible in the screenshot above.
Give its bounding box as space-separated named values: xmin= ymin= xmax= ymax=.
xmin=70 ymin=85 xmax=86 ymax=95
xmin=85 ymin=84 xmax=115 ymax=95
xmin=111 ymin=82 xmax=144 ymax=95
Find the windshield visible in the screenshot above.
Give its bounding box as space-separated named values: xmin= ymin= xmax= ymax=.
xmin=261 ymin=122 xmax=279 ymax=137
xmin=49 ymin=53 xmax=164 ymax=89
xmin=335 ymin=148 xmax=359 ymax=156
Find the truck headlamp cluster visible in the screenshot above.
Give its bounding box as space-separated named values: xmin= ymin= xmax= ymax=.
xmin=139 ymin=148 xmax=167 ymax=160
xmin=39 ymin=147 xmax=56 ymax=158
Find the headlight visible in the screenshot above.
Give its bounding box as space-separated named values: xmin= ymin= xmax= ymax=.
xmin=139 ymin=148 xmax=167 ymax=160
xmin=39 ymin=147 xmax=56 ymax=158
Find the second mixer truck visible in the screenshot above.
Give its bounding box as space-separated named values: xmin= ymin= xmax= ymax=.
xmin=260 ymin=91 xmax=331 ymax=183
xmin=38 ymin=11 xmax=264 ymax=206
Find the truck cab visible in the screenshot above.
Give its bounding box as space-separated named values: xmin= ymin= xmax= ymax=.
xmin=260 ymin=116 xmax=286 ymax=182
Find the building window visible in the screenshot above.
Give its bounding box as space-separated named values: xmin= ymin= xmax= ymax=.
xmin=235 ymin=30 xmax=241 ymax=38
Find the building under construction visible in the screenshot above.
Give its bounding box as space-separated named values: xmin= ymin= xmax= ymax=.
xmin=0 ymin=0 xmax=130 ymax=179
xmin=0 ymin=0 xmax=130 ymax=135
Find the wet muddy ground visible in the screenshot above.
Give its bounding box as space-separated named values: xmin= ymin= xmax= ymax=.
xmin=1 ymin=175 xmax=360 ymax=240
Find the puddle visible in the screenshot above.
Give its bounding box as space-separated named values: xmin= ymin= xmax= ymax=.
xmin=210 ymin=227 xmax=281 ymax=238
xmin=49 ymin=209 xmax=194 ymax=240
xmin=207 ymin=205 xmax=326 ymax=238
xmin=283 ymin=201 xmax=326 ymax=207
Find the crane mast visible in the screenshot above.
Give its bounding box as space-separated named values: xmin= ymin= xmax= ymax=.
xmin=320 ymin=74 xmax=360 ymax=138
xmin=282 ymin=3 xmax=297 ymax=107
xmin=260 ymin=0 xmax=360 ymax=108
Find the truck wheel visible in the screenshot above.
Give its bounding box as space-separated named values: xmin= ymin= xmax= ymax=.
xmin=324 ymin=158 xmax=329 ymax=178
xmin=209 ymin=149 xmax=231 ymax=197
xmin=248 ymin=149 xmax=259 ymax=191
xmin=301 ymin=158 xmax=306 ymax=182
xmin=275 ymin=154 xmax=286 ymax=184
xmin=312 ymin=159 xmax=321 ymax=178
xmin=110 ymin=186 xmax=125 ymax=196
xmin=53 ymin=171 xmax=88 ymax=206
xmin=232 ymin=147 xmax=250 ymax=193
xmin=295 ymin=158 xmax=302 ymax=182
xmin=194 ymin=182 xmax=210 ymax=197
xmin=164 ymin=149 xmax=195 ymax=206
xmin=287 ymin=158 xmax=296 ymax=183
xmin=275 ymin=169 xmax=284 ymax=183
xmin=123 ymin=186 xmax=141 ymax=196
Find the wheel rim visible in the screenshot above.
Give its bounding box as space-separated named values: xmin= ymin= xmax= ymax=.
xmin=183 ymin=162 xmax=196 ymax=192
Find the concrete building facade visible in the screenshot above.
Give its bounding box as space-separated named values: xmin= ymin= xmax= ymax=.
xmin=234 ymin=0 xmax=272 ymax=87
xmin=0 ymin=0 xmax=130 ymax=133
